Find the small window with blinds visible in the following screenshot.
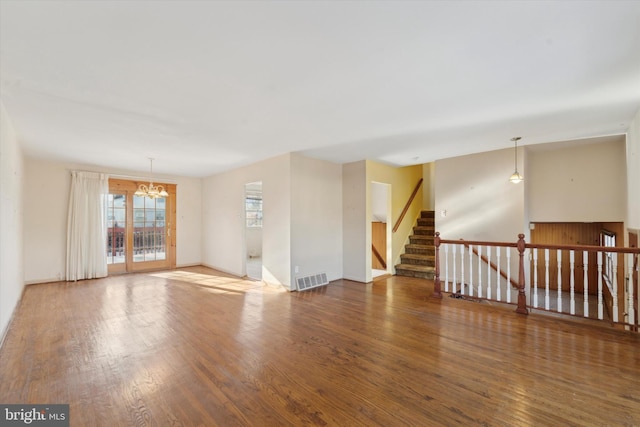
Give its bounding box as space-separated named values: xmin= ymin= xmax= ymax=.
xmin=245 ymin=189 xmax=263 ymax=228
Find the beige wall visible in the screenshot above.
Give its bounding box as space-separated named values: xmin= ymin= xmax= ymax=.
xmin=290 ymin=153 xmax=343 ymax=284
xmin=342 ymin=160 xmax=368 ymax=282
xmin=23 ymin=158 xmax=202 ymax=284
xmin=435 ymin=148 xmax=525 ymax=242
xmin=435 ymin=136 xmax=628 ymax=243
xmin=422 ymin=162 xmax=435 ymax=210
xmin=627 ymin=108 xmax=640 ymax=230
xmin=0 ymin=102 xmax=24 ymax=341
xmin=527 ymin=136 xmax=626 ymax=223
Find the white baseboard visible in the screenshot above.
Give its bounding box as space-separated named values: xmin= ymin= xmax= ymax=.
xmin=24 ymin=278 xmax=62 ymax=285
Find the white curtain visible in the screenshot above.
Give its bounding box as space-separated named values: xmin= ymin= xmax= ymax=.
xmin=66 ymin=171 xmax=109 ymax=281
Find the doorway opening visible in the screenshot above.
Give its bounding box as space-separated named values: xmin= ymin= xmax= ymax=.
xmin=371 ymin=181 xmax=392 ymax=279
xmin=245 ymin=182 xmax=263 ymax=280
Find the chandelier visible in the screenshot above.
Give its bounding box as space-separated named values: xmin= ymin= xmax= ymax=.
xmin=509 ymin=137 xmax=524 ymax=184
xmin=134 ymin=158 xmax=168 ymax=199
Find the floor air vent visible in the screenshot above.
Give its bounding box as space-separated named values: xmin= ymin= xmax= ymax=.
xmin=296 ymin=273 xmax=329 ymax=291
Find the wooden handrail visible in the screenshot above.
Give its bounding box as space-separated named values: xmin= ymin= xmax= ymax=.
xmin=392 ymin=178 xmax=423 ymax=233
xmin=438 ymin=238 xmax=640 ymax=255
xmin=439 ymin=238 xmax=517 ymax=248
xmin=372 ymin=244 xmax=387 ymax=270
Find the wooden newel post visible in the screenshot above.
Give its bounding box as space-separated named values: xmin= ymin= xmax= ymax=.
xmin=433 ymin=232 xmax=443 ymax=299
xmin=515 ymin=233 xmax=528 ymax=314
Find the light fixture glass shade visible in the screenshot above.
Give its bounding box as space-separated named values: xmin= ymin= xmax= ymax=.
xmin=136 ymin=158 xmax=168 ymax=199
xmin=509 ymin=136 xmax=523 ymax=184
xmin=509 ymin=171 xmax=523 ymax=184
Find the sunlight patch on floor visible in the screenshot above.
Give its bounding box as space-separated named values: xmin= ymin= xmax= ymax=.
xmin=151 ymin=269 xmax=286 ymax=294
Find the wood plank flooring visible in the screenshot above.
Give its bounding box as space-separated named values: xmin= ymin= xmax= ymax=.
xmin=1 ymin=266 xmax=639 ymax=426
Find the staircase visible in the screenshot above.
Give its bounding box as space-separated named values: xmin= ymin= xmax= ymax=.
xmin=395 ymin=211 xmax=436 ymax=280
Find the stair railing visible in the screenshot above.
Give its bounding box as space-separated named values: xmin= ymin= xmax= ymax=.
xmin=433 ymin=233 xmax=523 ymax=311
xmin=434 ymin=232 xmax=640 ymax=330
xmin=463 ymin=241 xmax=519 ymax=290
xmin=392 ymin=178 xmax=423 ymax=233
xmin=372 ymin=244 xmax=387 ymax=270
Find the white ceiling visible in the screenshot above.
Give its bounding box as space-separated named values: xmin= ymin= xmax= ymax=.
xmin=1 ymin=1 xmax=639 ymax=177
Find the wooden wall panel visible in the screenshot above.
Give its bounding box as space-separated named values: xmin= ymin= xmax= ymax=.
xmin=372 ymin=222 xmax=387 ymax=270
xmin=530 ymin=222 xmax=624 ymax=295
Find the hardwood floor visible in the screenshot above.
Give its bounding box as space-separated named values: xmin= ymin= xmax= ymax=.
xmin=1 ymin=266 xmax=639 ymax=426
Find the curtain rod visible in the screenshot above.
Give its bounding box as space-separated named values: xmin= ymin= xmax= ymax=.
xmin=68 ymin=170 xmax=178 ymax=184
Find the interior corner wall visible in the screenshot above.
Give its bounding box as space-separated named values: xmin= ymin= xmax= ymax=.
xmin=202 ymin=154 xmax=292 ymax=289
xmin=342 ymin=160 xmax=367 ymax=282
xmin=0 ymin=102 xmax=24 ymax=342
xmin=367 ymin=161 xmax=423 ymax=270
xmin=290 ymin=154 xmax=343 ymax=284
xmin=23 ymin=157 xmax=202 ymax=284
xmin=422 ymin=162 xmax=435 ymax=210
xmin=627 ymin=108 xmax=640 ymax=230
xmin=435 ymin=148 xmax=525 ymax=242
xmin=528 ymin=137 xmax=627 ymax=223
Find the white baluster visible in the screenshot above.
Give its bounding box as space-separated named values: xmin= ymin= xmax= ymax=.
xmin=452 ymin=244 xmax=457 ymax=294
xmin=628 ymin=253 xmax=635 ymax=328
xmin=545 ymin=249 xmax=550 ymax=310
xmin=460 ymin=244 xmax=465 ymax=295
xmin=612 ymin=253 xmax=619 ymax=323
xmin=477 ymin=245 xmax=482 ymax=298
xmin=533 ymin=249 xmax=539 ymax=308
xmin=496 ymin=247 xmax=501 ymax=302
xmin=486 ymin=246 xmax=492 ymax=300
xmin=569 ymin=251 xmax=575 ymax=315
xmin=469 ymin=244 xmax=473 ymax=297
xmin=597 ymin=251 xmax=603 ymax=320
xmin=583 ymin=251 xmax=589 ymax=318
xmin=557 ymin=250 xmax=563 ymax=312
xmin=506 ymin=248 xmax=512 ymax=304
xmin=444 ymin=244 xmax=449 ymax=293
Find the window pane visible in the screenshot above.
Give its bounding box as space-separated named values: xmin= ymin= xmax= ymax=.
xmin=132 ymin=195 xmax=167 ymax=263
xmin=134 ymin=196 xmax=145 ymax=208
xmin=134 ymin=209 xmax=145 ymax=221
xmin=106 ymin=192 xmax=126 ymax=265
xmin=114 ymin=208 xmax=125 ymax=224
xmin=113 ymin=194 xmax=126 ymax=208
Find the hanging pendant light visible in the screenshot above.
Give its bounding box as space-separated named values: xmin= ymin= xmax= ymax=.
xmin=509 ymin=137 xmax=523 ymax=184
xmin=134 ymin=158 xmax=169 ymax=199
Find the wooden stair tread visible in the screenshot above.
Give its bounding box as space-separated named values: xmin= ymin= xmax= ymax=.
xmin=401 ymin=254 xmax=434 ymax=261
xmin=396 ymin=210 xmax=436 ymax=280
xmin=395 ymin=264 xmax=435 ymax=272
